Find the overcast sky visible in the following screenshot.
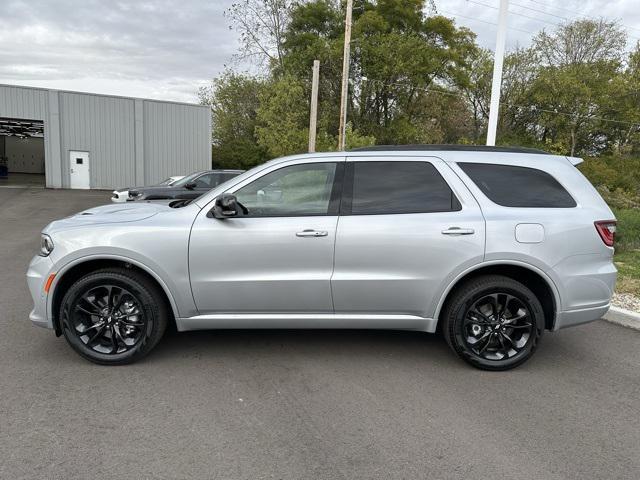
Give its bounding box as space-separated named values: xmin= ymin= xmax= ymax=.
xmin=1 ymin=0 xmax=639 ymax=103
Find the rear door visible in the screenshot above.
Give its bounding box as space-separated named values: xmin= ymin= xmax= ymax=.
xmin=331 ymin=157 xmax=485 ymax=319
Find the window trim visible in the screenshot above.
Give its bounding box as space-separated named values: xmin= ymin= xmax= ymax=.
xmin=229 ymin=162 xmax=345 ymax=219
xmin=457 ymin=162 xmax=577 ymax=209
xmin=340 ymin=160 xmax=462 ymax=216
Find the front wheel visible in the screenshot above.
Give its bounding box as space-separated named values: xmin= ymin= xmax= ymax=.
xmin=441 ymin=275 xmax=544 ymax=371
xmin=59 ymin=268 xmax=168 ymax=365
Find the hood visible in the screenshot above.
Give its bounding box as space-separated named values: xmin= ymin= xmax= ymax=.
xmin=44 ymin=202 xmax=169 ymax=232
xmin=129 ymin=185 xmax=174 ymax=195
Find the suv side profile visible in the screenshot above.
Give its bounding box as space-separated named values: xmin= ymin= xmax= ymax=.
xmin=27 ymin=146 xmax=617 ymax=370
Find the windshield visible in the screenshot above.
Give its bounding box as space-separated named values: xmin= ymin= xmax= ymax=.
xmin=171 ymin=172 xmax=201 ymax=187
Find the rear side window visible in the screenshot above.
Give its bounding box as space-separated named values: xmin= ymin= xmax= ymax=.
xmin=344 ymin=161 xmax=461 ymax=215
xmin=458 ymin=163 xmax=576 ymax=208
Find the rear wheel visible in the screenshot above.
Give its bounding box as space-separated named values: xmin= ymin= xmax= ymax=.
xmin=441 ymin=275 xmax=544 ymax=371
xmin=59 ymin=268 xmax=168 ymax=365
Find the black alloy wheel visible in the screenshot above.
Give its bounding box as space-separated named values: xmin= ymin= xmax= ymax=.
xmin=71 ymin=285 xmax=147 ymax=355
xmin=442 ymin=275 xmax=544 ymax=370
xmin=60 ymin=268 xmax=168 ymax=365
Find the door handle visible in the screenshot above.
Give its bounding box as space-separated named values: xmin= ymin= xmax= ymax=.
xmin=296 ymin=229 xmax=328 ymax=237
xmin=442 ymin=227 xmax=475 ymax=236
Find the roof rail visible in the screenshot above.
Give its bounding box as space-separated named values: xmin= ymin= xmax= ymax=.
xmin=350 ymin=144 xmax=550 ymax=155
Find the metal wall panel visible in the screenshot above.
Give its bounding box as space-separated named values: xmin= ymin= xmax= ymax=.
xmin=143 ymin=100 xmax=211 ymax=185
xmin=0 ymin=85 xmax=48 ymax=120
xmin=1 ymin=84 xmax=211 ymax=189
xmin=59 ymin=92 xmax=136 ymax=189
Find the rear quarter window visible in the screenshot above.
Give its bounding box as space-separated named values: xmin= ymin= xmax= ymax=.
xmin=458 ymin=163 xmax=576 ymax=208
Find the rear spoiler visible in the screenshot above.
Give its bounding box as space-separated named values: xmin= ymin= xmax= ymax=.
xmin=566 ymin=156 xmax=583 ymax=166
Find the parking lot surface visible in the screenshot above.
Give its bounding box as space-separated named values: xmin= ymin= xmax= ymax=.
xmin=1 ymin=187 xmax=639 ymax=479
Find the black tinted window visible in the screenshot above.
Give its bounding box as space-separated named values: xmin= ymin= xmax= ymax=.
xmin=346 ymin=161 xmax=460 ymax=215
xmin=458 ymin=163 xmax=576 ymax=208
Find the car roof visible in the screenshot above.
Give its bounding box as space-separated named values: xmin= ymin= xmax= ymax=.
xmin=258 ymin=145 xmax=580 ymax=166
xmin=351 ymin=144 xmax=549 ymax=155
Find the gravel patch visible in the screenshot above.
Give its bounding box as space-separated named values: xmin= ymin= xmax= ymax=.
xmin=612 ymin=292 xmax=640 ymax=313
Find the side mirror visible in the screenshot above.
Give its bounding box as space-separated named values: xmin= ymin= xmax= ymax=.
xmin=208 ymin=193 xmax=239 ymax=219
xmin=184 ymin=181 xmax=197 ymax=190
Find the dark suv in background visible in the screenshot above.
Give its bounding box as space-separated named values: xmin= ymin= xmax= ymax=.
xmin=127 ymin=169 xmax=244 ymax=201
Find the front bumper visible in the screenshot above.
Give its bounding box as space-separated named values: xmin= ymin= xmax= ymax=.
xmin=26 ymin=255 xmax=54 ymax=329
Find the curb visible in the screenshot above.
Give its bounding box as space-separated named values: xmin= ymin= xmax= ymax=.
xmin=604 ymin=306 xmax=640 ymax=331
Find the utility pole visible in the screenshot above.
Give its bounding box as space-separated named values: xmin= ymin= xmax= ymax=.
xmin=338 ymin=0 xmax=353 ymax=151
xmin=309 ymin=60 xmax=320 ymax=153
xmin=486 ymin=0 xmax=509 ymax=146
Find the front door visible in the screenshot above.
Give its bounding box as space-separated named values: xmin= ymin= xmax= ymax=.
xmin=189 ymin=159 xmax=344 ymax=314
xmin=331 ymin=157 xmax=485 ymax=319
xmin=69 ymin=151 xmax=90 ymax=189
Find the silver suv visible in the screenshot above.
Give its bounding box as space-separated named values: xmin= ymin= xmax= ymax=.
xmin=27 ymin=146 xmax=617 ymax=370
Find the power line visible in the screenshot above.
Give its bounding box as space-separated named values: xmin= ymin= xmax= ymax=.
xmin=525 ymin=0 xmax=640 ymax=34
xmin=360 ymin=77 xmax=640 ymax=128
xmin=438 ymin=9 xmax=535 ymax=35
xmin=466 ymin=0 xmax=640 ymax=43
xmin=466 ymin=0 xmax=562 ymax=28
xmin=511 ymin=1 xmax=571 ymax=23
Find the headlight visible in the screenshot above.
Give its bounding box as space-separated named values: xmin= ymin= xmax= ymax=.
xmin=39 ymin=234 xmax=54 ymax=257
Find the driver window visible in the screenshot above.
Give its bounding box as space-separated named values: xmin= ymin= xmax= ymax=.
xmin=194 ymin=174 xmax=214 ymax=188
xmin=234 ymin=163 xmax=337 ymax=217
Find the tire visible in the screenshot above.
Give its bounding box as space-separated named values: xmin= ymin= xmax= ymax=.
xmin=441 ymin=275 xmax=544 ymax=371
xmin=59 ymin=268 xmax=168 ymax=365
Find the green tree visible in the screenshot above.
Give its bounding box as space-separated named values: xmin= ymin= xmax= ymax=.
xmin=281 ymin=0 xmax=478 ymax=145
xmin=606 ymin=43 xmax=640 ymax=154
xmin=505 ymin=20 xmax=628 ymax=155
xmin=255 ymin=75 xmax=310 ymax=157
xmin=198 ymin=72 xmax=268 ymax=169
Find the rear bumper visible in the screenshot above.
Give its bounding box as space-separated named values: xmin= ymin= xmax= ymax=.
xmin=552 ymin=252 xmax=616 ymax=330
xmin=554 ymin=303 xmax=610 ymax=330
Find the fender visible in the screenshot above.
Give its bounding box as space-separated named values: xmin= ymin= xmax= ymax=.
xmin=432 ymin=259 xmax=562 ymax=325
xmin=47 ymin=253 xmax=181 ymax=328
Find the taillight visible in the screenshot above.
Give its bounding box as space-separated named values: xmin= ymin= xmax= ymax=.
xmin=594 ymin=220 xmax=616 ymax=247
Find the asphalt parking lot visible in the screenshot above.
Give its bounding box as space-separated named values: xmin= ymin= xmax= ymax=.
xmin=1 ymin=187 xmax=639 ymax=480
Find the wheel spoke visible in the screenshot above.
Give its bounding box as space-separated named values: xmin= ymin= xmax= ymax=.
xmin=75 ymin=305 xmax=99 ymax=317
xmin=87 ymin=325 xmax=107 ymax=345
xmin=112 ymin=292 xmax=127 ymax=313
xmin=487 ymin=294 xmax=501 ymax=318
xmin=475 ymin=332 xmax=493 ymax=353
xmin=77 ymin=322 xmax=103 ymax=335
xmin=114 ymin=324 xmax=128 ymax=346
xmin=497 ymin=333 xmax=509 ymax=357
xmin=504 ymin=311 xmax=527 ymax=324
xmin=79 ymin=296 xmax=102 ymax=313
xmin=501 ymin=332 xmax=517 ymax=351
xmin=508 ymin=322 xmax=532 ymax=330
xmin=466 ymin=307 xmax=492 ymax=323
xmin=107 ymin=286 xmax=117 ymax=310
xmin=110 ymin=326 xmax=119 ymax=353
xmin=120 ymin=318 xmax=143 ymax=327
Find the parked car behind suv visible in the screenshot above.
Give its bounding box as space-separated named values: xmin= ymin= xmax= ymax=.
xmin=28 ymin=146 xmax=616 ymax=370
xmin=111 ymin=175 xmax=184 ymax=203
xmin=127 ymin=169 xmax=244 ymax=201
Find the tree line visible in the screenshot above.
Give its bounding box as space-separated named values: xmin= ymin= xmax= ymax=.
xmin=197 ymin=0 xmax=640 ymax=169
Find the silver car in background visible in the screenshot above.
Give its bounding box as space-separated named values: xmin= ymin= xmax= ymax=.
xmin=27 ymin=146 xmax=616 ymax=370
